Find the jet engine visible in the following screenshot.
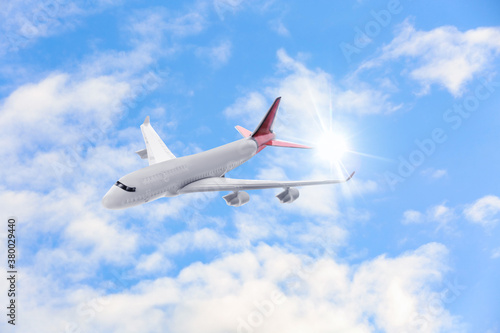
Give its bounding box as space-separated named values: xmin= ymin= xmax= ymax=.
xmin=223 ymin=191 xmax=250 ymax=207
xmin=276 ymin=187 xmax=299 ymax=204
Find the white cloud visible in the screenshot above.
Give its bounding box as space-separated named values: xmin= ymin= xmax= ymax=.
xmin=365 ymin=21 xmax=500 ymax=96
xmin=160 ymin=228 xmax=240 ymax=255
xmin=224 ymin=91 xmax=269 ymax=126
xmin=0 ymin=73 xmax=142 ymax=194
xmin=463 ymin=195 xmax=500 ymax=228
xmin=353 ymin=178 xmax=378 ymax=194
xmin=136 ymin=252 xmax=173 ymax=274
xmin=269 ymin=18 xmax=290 ymax=36
xmin=256 ymin=165 xmax=288 ymax=181
xmin=421 ymin=168 xmax=448 ymax=180
xmin=428 ymin=204 xmax=456 ymax=224
xmin=0 ymin=4 xmax=218 ymax=192
xmin=0 ymin=186 xmax=138 ymax=264
xmin=224 ymin=48 xmax=396 ymax=131
xmin=290 ymin=183 xmax=341 ymax=216
xmin=3 ymin=242 xmax=462 ymax=333
xmin=65 ymin=214 xmax=138 ymax=263
xmin=331 ymin=81 xmax=400 ymax=115
xmin=0 ymin=0 xmax=212 ymax=57
xmin=213 ymin=0 xmax=246 ymax=20
xmin=232 ymin=197 xmax=280 ymax=242
xmin=80 ymin=7 xmax=210 ymax=79
xmin=196 ymin=40 xmax=232 ymax=67
xmin=0 ymin=73 xmax=130 ymax=154
xmin=130 ymin=6 xmax=207 ymax=40
xmin=403 ymin=195 xmax=500 ymax=231
xmin=491 ymin=247 xmax=500 ymax=259
xmin=213 ymin=0 xmax=275 ymax=21
xmin=402 ymin=210 xmax=424 ymax=224
xmin=275 ymin=49 xmax=396 ymax=116
xmin=402 ymin=203 xmax=456 ymax=226
xmin=0 ymin=0 xmax=120 ymax=55
xmin=292 ymin=221 xmax=348 ymax=255
xmin=210 ymin=40 xmax=232 ymax=65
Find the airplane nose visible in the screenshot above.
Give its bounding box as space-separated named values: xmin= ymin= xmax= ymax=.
xmin=102 ymin=193 xmax=112 ymax=209
xmin=102 ymin=187 xmax=120 ymax=209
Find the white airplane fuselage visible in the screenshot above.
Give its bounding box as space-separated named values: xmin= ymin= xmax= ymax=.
xmin=102 ymin=138 xmax=258 ymax=209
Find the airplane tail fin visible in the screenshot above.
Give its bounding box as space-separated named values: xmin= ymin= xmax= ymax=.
xmin=252 ymin=96 xmax=281 ymax=137
xmin=235 ymin=97 xmax=311 ymax=152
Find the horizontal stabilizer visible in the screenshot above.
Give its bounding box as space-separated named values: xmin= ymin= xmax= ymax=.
xmin=135 ymin=148 xmax=148 ymax=159
xmin=265 ymin=140 xmax=311 ymax=149
xmin=235 ymin=125 xmax=252 ymax=138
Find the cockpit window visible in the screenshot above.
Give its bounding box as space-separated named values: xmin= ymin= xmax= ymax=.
xmin=115 ymin=181 xmax=136 ymax=192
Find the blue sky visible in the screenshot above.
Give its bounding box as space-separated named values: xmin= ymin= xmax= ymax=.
xmin=1 ymin=0 xmax=499 ymax=332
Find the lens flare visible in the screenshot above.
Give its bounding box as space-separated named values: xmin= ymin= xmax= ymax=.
xmin=316 ymin=132 xmax=349 ymax=162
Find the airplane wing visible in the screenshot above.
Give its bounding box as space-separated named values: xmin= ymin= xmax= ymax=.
xmin=137 ymin=116 xmax=176 ymax=165
xmin=179 ymin=172 xmax=355 ymax=193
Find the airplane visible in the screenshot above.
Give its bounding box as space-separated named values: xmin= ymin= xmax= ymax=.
xmin=102 ymin=97 xmax=354 ymax=209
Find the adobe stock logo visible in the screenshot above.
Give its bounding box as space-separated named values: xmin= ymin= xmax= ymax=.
xmin=339 ymin=0 xmax=405 ymax=63
xmin=384 ymin=77 xmax=499 ymax=191
xmin=236 ymin=290 xmax=287 ymax=333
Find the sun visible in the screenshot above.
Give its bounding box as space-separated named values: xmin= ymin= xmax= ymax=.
xmin=315 ymin=131 xmax=350 ymax=162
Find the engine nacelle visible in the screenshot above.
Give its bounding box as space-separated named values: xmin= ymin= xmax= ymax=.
xmin=276 ymin=187 xmax=300 ymax=204
xmin=223 ymin=191 xmax=250 ymax=207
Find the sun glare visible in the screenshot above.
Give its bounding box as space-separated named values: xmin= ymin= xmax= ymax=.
xmin=316 ymin=132 xmax=349 ymax=162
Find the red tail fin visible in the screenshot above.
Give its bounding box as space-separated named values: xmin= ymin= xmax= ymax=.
xmin=234 ymin=97 xmax=311 ymax=152
xmin=252 ymin=97 xmax=281 ymax=137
